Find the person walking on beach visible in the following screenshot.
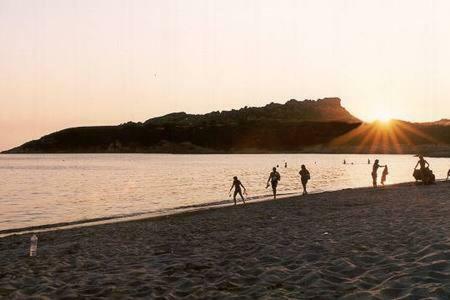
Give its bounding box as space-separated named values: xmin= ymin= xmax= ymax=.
xmin=229 ymin=176 xmax=246 ymax=205
xmin=266 ymin=167 xmax=281 ymax=199
xmin=299 ymin=165 xmax=310 ymax=195
xmin=372 ymin=159 xmax=385 ymax=187
xmin=381 ymin=166 xmax=389 ymax=186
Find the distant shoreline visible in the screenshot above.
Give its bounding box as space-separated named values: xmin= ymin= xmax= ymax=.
xmin=2 ymin=148 xmax=450 ymax=157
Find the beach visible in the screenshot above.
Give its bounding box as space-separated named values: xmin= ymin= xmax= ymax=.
xmin=1 ymin=182 xmax=450 ymax=299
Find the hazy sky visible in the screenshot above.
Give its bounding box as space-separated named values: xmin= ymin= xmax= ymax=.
xmin=1 ymin=0 xmax=450 ymax=151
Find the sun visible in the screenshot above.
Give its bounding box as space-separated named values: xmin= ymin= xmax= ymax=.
xmin=371 ymin=112 xmax=392 ymax=124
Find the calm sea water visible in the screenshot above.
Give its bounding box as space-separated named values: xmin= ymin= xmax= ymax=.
xmin=1 ymin=154 xmax=449 ymax=232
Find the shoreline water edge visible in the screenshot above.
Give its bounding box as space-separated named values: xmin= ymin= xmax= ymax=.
xmin=0 ymin=180 xmax=444 ymax=238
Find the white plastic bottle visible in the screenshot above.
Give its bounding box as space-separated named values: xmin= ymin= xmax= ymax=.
xmin=30 ymin=234 xmax=38 ymax=257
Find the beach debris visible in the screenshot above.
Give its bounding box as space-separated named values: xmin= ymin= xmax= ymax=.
xmin=30 ymin=234 xmax=38 ymax=257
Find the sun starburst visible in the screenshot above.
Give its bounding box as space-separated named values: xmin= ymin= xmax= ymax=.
xmin=330 ymin=120 xmax=439 ymax=154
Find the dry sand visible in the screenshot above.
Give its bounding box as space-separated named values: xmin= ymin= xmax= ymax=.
xmin=1 ymin=182 xmax=450 ymax=299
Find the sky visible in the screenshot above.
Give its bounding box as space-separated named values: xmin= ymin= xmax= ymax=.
xmin=1 ymin=0 xmax=450 ymax=151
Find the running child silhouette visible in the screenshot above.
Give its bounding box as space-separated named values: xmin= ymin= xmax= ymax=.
xmin=229 ymin=176 xmax=246 ymax=205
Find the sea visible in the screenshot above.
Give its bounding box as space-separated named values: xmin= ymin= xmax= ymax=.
xmin=1 ymin=154 xmax=449 ymax=234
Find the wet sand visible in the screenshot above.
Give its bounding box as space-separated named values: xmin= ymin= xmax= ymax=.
xmin=1 ymin=182 xmax=450 ymax=299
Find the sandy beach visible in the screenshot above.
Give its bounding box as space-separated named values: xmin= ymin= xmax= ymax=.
xmin=1 ymin=182 xmax=450 ymax=299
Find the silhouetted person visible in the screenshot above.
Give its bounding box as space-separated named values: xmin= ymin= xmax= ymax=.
xmin=267 ymin=167 xmax=281 ymax=199
xmin=413 ymin=155 xmax=436 ymax=184
xmin=447 ymin=169 xmax=450 ymax=181
xmin=229 ymin=176 xmax=246 ymax=205
xmin=285 ymin=162 xmax=288 ymax=168
xmin=372 ymin=159 xmax=385 ymax=187
xmin=381 ymin=166 xmax=389 ymax=186
xmin=343 ymin=159 xmax=346 ymax=165
xmin=368 ymin=159 xmax=371 ymax=164
xmin=414 ymin=155 xmax=429 ymax=177
xmin=299 ymin=165 xmax=310 ymax=195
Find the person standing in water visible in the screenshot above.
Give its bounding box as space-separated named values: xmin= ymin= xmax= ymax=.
xmin=266 ymin=167 xmax=281 ymax=199
xmin=381 ymin=166 xmax=389 ymax=186
xmin=372 ymin=159 xmax=385 ymax=187
xmin=285 ymin=162 xmax=288 ymax=168
xmin=229 ymin=176 xmax=246 ymax=205
xmin=299 ymin=165 xmax=310 ymax=195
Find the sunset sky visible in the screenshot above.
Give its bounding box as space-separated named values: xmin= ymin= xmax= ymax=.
xmin=1 ymin=0 xmax=450 ymax=151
